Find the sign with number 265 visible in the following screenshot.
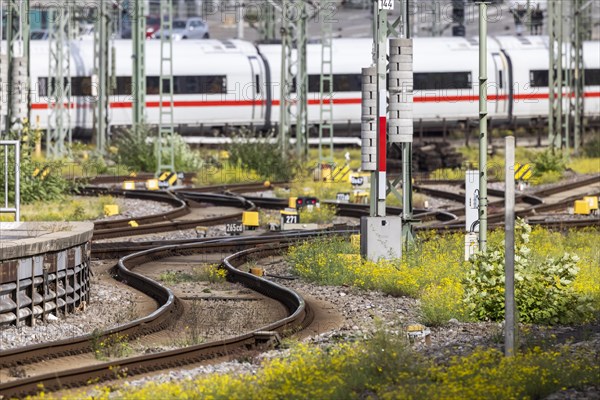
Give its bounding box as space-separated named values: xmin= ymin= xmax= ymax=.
xmin=378 ymin=0 xmax=394 ymax=10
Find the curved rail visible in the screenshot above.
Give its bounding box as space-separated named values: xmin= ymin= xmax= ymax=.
xmin=0 ymin=231 xmax=349 ymax=397
xmin=83 ymin=187 xmax=191 ymax=230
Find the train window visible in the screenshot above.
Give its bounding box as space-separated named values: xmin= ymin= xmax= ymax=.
xmin=115 ymin=77 xmax=132 ymax=95
xmin=529 ymin=69 xmax=597 ymax=87
xmin=172 ymin=76 xmax=226 ymax=94
xmin=71 ymin=77 xmax=93 ymax=96
xmin=307 ymin=74 xmax=361 ymax=92
xmin=146 ymin=77 xmax=160 ymax=95
xmin=530 ymin=70 xmax=548 ymax=87
xmin=585 ymin=69 xmax=600 ymax=86
xmin=413 ymin=72 xmax=471 ymax=90
xmin=145 ymin=76 xmax=226 ymax=95
xmin=38 ymin=77 xmax=93 ymax=97
xmin=38 ymin=77 xmax=49 ymax=97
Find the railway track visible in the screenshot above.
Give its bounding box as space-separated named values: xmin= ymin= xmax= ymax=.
xmin=81 ymin=173 xmax=599 ymax=239
xmin=2 ymin=176 xmax=598 ymax=397
xmin=84 ymin=178 xmax=597 ymax=241
xmin=0 ymin=231 xmax=350 ymax=398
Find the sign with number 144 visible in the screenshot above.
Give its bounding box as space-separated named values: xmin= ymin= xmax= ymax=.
xmin=379 ymin=0 xmax=394 ymax=10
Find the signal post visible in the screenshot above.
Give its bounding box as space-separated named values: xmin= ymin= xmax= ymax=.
xmin=360 ymin=0 xmax=413 ymax=262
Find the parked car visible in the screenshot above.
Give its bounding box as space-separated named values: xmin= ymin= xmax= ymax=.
xmin=154 ymin=18 xmax=210 ymax=40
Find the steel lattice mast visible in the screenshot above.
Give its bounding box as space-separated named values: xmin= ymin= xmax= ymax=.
xmin=547 ymin=0 xmax=563 ymax=150
xmin=567 ymin=0 xmax=590 ymax=155
xmin=368 ymin=0 xmax=414 ymax=244
xmin=295 ymin=1 xmax=308 ymax=157
xmin=157 ymin=0 xmax=175 ymax=174
xmin=46 ymin=6 xmax=72 ymax=158
xmin=318 ymin=7 xmax=334 ymax=165
xmin=279 ymin=0 xmax=308 ymax=157
xmin=94 ymin=1 xmax=111 ymax=154
xmin=2 ymin=0 xmax=30 ymax=135
xmin=548 ymin=0 xmax=591 ymax=153
xmin=132 ymin=0 xmax=147 ymax=138
xmin=259 ymin=0 xmax=279 ymax=41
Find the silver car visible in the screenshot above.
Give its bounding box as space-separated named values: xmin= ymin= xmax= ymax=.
xmin=155 ymin=18 xmax=210 ymax=40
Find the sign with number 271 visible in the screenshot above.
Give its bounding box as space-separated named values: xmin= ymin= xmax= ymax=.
xmin=379 ymin=0 xmax=394 ymax=10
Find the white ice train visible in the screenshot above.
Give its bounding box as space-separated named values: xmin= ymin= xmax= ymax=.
xmin=28 ymin=36 xmax=600 ymax=137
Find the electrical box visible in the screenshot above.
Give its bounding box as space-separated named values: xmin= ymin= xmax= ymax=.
xmin=242 ymin=211 xmax=259 ymax=228
xmin=360 ymin=216 xmax=402 ymax=262
xmin=574 ymin=200 xmax=591 ymax=215
xmin=103 ymin=205 xmax=119 ymax=217
xmin=465 ymin=170 xmax=479 ymax=232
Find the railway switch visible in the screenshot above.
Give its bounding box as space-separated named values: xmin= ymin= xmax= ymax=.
xmin=242 ymin=211 xmax=260 ymax=230
xmin=574 ymin=200 xmax=591 ymax=215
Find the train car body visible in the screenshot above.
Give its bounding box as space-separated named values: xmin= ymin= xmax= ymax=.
xmin=26 ymin=36 xmax=600 ymax=137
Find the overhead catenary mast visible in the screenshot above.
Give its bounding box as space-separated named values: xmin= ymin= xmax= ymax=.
xmin=156 ymin=0 xmax=176 ymax=175
xmin=47 ymin=6 xmax=72 ymax=158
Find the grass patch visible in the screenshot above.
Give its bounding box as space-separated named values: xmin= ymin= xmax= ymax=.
xmin=91 ymin=331 xmax=131 ymax=361
xmin=287 ymin=226 xmax=599 ymax=326
xmin=158 ymin=265 xmax=227 ymax=285
xmin=51 ymin=330 xmax=599 ymax=400
xmin=298 ymin=204 xmax=337 ymax=224
xmin=435 ymin=147 xmax=600 ymax=185
xmin=275 ymin=177 xmax=427 ymax=209
xmin=0 ymin=195 xmax=116 ymax=222
xmin=194 ymin=162 xmax=270 ymax=186
xmin=568 ymin=157 xmax=600 ymax=175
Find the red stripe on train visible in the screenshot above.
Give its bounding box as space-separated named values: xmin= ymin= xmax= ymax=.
xmin=28 ymin=91 xmax=600 ymax=110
